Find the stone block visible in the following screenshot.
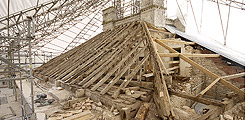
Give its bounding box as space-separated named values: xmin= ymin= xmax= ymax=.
xmin=141 ymin=0 xmax=164 ymax=9
xmin=55 ymin=80 xmax=62 ymax=87
xmin=141 ymin=7 xmax=165 ymax=28
xmin=75 ymin=89 xmax=85 ymax=98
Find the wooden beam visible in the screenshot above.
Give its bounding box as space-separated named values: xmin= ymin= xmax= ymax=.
xmin=197 ymin=78 xmax=221 ymax=97
xmin=222 ymin=72 xmax=245 ymax=80
xmin=142 ymin=73 xmax=154 ymax=78
xmin=149 ymin=29 xmax=172 ymax=35
xmin=143 ymin=22 xmax=174 ymax=118
xmin=158 ymin=39 xmax=195 ymax=45
xmin=159 ymin=53 xmax=219 ymax=58
xmin=100 ymin=47 xmax=147 ymax=94
xmin=135 ymin=103 xmax=151 ymax=120
xmin=82 ymin=34 xmax=144 ymax=88
xmin=197 ymin=72 xmax=245 ymax=98
xmin=146 ymin=23 xmax=168 ymax=32
xmin=159 ymin=53 xmax=179 ymax=57
xmin=112 ymin=55 xmax=150 ymax=98
xmin=167 ymin=66 xmax=179 ymax=71
xmin=83 ymin=35 xmax=142 ymax=86
xmin=91 ymin=43 xmax=147 ymax=91
xmin=169 ymin=90 xmax=224 ymax=106
xmin=154 ymin=39 xmax=245 ymax=99
xmin=168 ymin=61 xmax=180 ymax=64
xmin=183 ymin=54 xmax=220 ymax=57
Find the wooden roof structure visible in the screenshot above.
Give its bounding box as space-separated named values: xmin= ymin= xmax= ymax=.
xmin=34 ymin=21 xmax=244 ymax=119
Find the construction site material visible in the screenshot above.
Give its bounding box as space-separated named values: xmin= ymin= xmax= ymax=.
xmin=33 ymin=21 xmax=244 ymax=119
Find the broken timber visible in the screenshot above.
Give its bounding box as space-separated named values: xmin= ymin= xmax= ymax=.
xmin=153 ymin=37 xmax=245 ymax=99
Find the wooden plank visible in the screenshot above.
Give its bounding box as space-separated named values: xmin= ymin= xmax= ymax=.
xmin=82 ymin=37 xmax=144 ymax=88
xmin=149 ymin=29 xmax=172 ymax=35
xmin=50 ymin=23 xmax=132 ymax=79
xmin=142 ymin=73 xmax=153 ymax=78
xmin=115 ymin=80 xmax=153 ymax=89
xmin=135 ymin=103 xmax=151 ymax=120
xmin=45 ymin=26 xmax=118 ymax=76
xmin=166 ymin=66 xmax=179 ymax=71
xmin=159 ymin=53 xmax=180 ymax=57
xmin=168 ymin=61 xmax=180 ymax=64
xmin=183 ymin=54 xmax=220 ymax=57
xmin=70 ymin=28 xmax=143 ymax=84
xmin=158 ymin=39 xmax=195 ymax=45
xmin=169 ymin=90 xmax=224 ymax=106
xmin=112 ymin=55 xmax=150 ymax=98
xmin=159 ymin=53 xmax=219 ymax=57
xmin=221 ymin=72 xmax=245 ymax=80
xmin=59 ymin=25 xmax=134 ymax=81
xmin=100 ymin=47 xmax=147 ymax=94
xmin=142 ymin=22 xmax=174 ymax=118
xmin=78 ymin=27 xmax=143 ymax=85
xmin=147 ymin=23 xmax=167 ymax=32
xmin=197 ymin=78 xmax=221 ymax=97
xmin=154 ymin=39 xmax=245 ymax=99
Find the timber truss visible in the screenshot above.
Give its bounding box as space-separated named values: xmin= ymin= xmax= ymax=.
xmin=34 ymin=21 xmax=245 ymax=119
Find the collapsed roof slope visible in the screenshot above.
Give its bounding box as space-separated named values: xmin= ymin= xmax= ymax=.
xmin=34 ymin=21 xmax=244 ymax=119
xmin=34 ymin=21 xmax=174 ymax=118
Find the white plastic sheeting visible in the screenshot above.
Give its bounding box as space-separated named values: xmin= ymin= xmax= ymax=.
xmin=166 ymin=25 xmax=245 ymax=66
xmin=0 ymin=0 xmax=49 ymax=17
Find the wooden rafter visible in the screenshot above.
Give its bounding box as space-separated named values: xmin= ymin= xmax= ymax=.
xmin=158 ymin=39 xmax=195 ymax=45
xmin=112 ymin=55 xmax=150 ymax=98
xmin=153 ymin=38 xmax=245 ymax=99
xmin=170 ymin=90 xmax=224 ymax=106
xmin=142 ymin=22 xmax=174 ymax=118
xmin=159 ymin=53 xmax=220 ymax=58
xmin=197 ymin=72 xmax=245 ymax=97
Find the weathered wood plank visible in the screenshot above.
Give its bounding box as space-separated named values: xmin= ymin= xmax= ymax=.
xmin=100 ymin=48 xmax=148 ymax=95
xmin=197 ymin=78 xmax=221 ymax=97
xmin=158 ymin=39 xmax=195 ymax=45
xmin=142 ymin=22 xmax=174 ymax=118
xmin=169 ymin=90 xmax=224 ymax=106
xmin=56 ymin=24 xmax=133 ymax=81
xmin=77 ymin=26 xmax=143 ymax=85
xmin=82 ymin=28 xmax=144 ymax=88
xmin=222 ymin=72 xmax=245 ymax=80
xmin=135 ymin=103 xmax=151 ymax=120
xmin=112 ymin=56 xmax=150 ymax=98
xmin=91 ymin=41 xmax=146 ymax=91
xmin=159 ymin=53 xmax=219 ymax=57
xmin=49 ymin=23 xmax=131 ymax=79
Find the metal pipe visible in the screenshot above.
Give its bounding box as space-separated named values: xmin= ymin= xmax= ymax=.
xmin=27 ymin=17 xmax=35 ymax=115
xmin=0 ymin=36 xmax=29 ymax=40
xmin=18 ymin=34 xmax=24 ymax=120
xmin=0 ymin=77 xmax=28 ymax=81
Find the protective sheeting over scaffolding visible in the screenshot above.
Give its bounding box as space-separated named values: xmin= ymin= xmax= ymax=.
xmin=0 ymin=0 xmax=48 ymax=17
xmin=166 ymin=25 xmax=245 ymax=66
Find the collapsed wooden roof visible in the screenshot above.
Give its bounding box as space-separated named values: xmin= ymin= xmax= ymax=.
xmin=34 ymin=21 xmax=245 ymax=119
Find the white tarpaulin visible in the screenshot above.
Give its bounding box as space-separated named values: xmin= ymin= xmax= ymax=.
xmin=0 ymin=0 xmax=50 ymax=17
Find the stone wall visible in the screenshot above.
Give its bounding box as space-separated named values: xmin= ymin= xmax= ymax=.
xmin=102 ymin=0 xmax=167 ymax=31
